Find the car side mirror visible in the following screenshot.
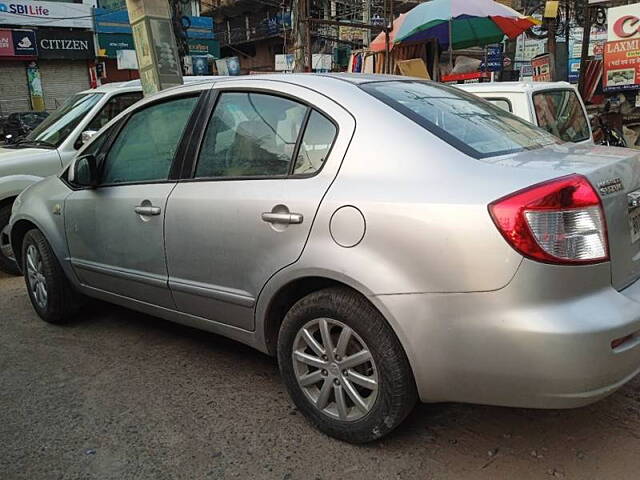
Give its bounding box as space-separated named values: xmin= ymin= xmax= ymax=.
xmin=68 ymin=154 xmax=98 ymax=188
xmin=80 ymin=130 xmax=98 ymax=145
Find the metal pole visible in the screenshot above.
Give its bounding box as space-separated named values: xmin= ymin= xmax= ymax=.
xmin=448 ymin=17 xmax=453 ymax=71
xmin=362 ymin=0 xmax=371 ymax=46
xmin=577 ymin=3 xmax=592 ymax=96
xmin=389 ymin=0 xmax=394 ymax=73
xmin=384 ymin=0 xmax=390 ymax=73
xmin=306 ymin=0 xmax=312 ymax=72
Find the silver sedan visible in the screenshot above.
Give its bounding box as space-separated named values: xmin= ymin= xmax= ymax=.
xmin=9 ymin=74 xmax=640 ymax=443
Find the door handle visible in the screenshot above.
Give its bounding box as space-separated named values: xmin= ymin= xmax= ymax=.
xmin=134 ymin=205 xmax=161 ymax=216
xmin=261 ymin=212 xmax=303 ymax=225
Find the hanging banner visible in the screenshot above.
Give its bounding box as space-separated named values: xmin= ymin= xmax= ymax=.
xmin=603 ymin=39 xmax=640 ymax=91
xmin=275 ymin=54 xmax=295 ymax=71
xmin=26 ymin=62 xmax=45 ymax=112
xmin=116 ymin=49 xmax=139 ymax=70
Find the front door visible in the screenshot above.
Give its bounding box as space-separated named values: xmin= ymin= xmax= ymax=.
xmin=165 ymin=82 xmax=355 ymax=330
xmin=65 ymin=94 xmax=200 ymax=308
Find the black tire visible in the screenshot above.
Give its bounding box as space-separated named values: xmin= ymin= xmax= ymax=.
xmin=22 ymin=229 xmax=84 ymax=324
xmin=0 ymin=203 xmax=20 ymax=275
xmin=278 ymin=287 xmax=417 ymax=443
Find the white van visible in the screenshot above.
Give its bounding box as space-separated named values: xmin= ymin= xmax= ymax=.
xmin=458 ymin=81 xmax=593 ymax=144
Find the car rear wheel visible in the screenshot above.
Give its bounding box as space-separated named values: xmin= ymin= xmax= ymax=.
xmin=278 ymin=287 xmax=417 ymax=443
xmin=0 ymin=203 xmax=20 ymax=275
xmin=22 ymin=229 xmax=84 ymax=323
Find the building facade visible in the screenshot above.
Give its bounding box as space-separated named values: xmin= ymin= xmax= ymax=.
xmin=94 ymin=6 xmax=218 ymax=83
xmin=0 ymin=0 xmax=96 ymax=114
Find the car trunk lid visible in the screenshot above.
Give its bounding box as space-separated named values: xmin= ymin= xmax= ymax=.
xmin=487 ymin=143 xmax=640 ymax=290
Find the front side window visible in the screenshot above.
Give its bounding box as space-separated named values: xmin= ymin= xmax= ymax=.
xmin=85 ymin=92 xmax=143 ymax=132
xmin=293 ymin=110 xmax=337 ymax=175
xmin=362 ymin=81 xmax=557 ymax=158
xmin=101 ymin=95 xmax=198 ymax=185
xmin=25 ymin=93 xmax=103 ymax=148
xmin=195 ymin=92 xmax=307 ymax=178
xmin=533 ymin=90 xmax=590 ymax=143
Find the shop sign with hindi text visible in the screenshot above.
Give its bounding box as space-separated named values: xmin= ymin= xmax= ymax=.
xmin=603 ymin=38 xmax=640 ymax=91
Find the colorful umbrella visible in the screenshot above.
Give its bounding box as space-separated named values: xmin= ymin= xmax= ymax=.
xmin=370 ymin=13 xmax=406 ymax=53
xmin=394 ymin=0 xmax=539 ymax=50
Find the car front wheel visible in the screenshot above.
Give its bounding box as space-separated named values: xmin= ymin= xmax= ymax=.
xmin=278 ymin=287 xmax=417 ymax=443
xmin=22 ymin=229 xmax=83 ymax=323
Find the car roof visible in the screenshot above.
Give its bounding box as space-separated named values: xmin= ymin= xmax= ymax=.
xmin=144 ymin=72 xmax=422 ymax=95
xmin=75 ymin=75 xmax=222 ymax=95
xmin=457 ymin=81 xmax=575 ymax=94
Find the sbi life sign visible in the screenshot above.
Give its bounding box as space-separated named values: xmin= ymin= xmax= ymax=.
xmin=0 ymin=1 xmax=94 ymax=29
xmin=0 ymin=3 xmax=50 ymax=15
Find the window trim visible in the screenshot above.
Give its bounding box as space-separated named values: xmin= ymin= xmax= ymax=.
xmin=531 ymin=88 xmax=590 ymax=143
xmin=93 ymin=91 xmax=205 ymax=188
xmin=184 ymin=88 xmax=340 ymax=183
xmin=482 ymin=97 xmax=513 ymax=113
xmin=360 ymin=80 xmax=557 ymax=159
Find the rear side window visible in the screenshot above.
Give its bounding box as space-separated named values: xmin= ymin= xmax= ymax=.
xmin=293 ymin=111 xmax=337 ymax=175
xmin=362 ymin=81 xmax=557 ymax=159
xmin=85 ymin=92 xmax=143 ymax=132
xmin=195 ymin=92 xmax=307 ymax=178
xmin=101 ymin=95 xmax=198 ymax=185
xmin=532 ymin=90 xmax=590 ymax=143
xmin=486 ymin=98 xmax=512 ymax=113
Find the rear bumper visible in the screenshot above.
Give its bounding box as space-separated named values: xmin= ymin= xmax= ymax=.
xmin=373 ymin=260 xmax=640 ymax=408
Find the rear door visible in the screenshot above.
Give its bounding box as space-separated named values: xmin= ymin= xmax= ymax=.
xmin=165 ymin=80 xmax=355 ymax=330
xmin=532 ymin=88 xmax=593 ymax=144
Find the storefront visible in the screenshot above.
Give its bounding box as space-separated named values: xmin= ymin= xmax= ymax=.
xmin=0 ymin=28 xmax=37 ymax=115
xmin=0 ymin=0 xmax=95 ymax=114
xmin=35 ymin=29 xmax=94 ymax=110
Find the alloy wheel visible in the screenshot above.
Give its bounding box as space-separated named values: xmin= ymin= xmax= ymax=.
xmin=26 ymin=244 xmax=47 ymax=309
xmin=292 ymin=317 xmax=379 ymax=421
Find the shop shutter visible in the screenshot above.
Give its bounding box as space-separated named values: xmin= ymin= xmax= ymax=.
xmin=39 ymin=60 xmax=90 ymax=111
xmin=0 ymin=61 xmax=30 ymax=116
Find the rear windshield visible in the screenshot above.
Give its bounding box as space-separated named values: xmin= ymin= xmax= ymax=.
xmin=532 ymin=89 xmax=590 ymax=143
xmin=361 ymin=81 xmax=557 ymax=159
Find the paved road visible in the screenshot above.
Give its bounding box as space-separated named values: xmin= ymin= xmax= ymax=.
xmin=2 ymin=271 xmax=640 ymax=480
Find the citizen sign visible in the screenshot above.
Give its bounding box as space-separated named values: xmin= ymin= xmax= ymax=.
xmin=36 ymin=30 xmax=94 ymax=59
xmin=40 ymin=39 xmax=89 ymax=51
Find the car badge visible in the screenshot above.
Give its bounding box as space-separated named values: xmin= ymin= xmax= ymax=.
xmin=598 ymin=178 xmax=624 ymax=196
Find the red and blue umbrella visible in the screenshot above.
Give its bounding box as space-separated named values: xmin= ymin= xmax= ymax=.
xmin=390 ymin=0 xmax=539 ymax=50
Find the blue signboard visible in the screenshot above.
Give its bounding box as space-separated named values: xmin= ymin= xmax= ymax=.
xmin=568 ymin=58 xmax=580 ymax=83
xmin=485 ymin=44 xmax=503 ymax=72
xmin=11 ymin=29 xmax=37 ymax=56
xmin=95 ymin=8 xmax=214 ymax=39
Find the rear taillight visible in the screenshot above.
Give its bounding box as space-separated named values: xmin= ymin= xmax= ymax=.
xmin=489 ymin=174 xmax=609 ymax=264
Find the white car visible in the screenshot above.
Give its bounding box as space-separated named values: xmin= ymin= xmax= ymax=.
xmin=0 ymin=77 xmax=213 ymax=274
xmin=458 ymin=81 xmax=593 ymax=144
